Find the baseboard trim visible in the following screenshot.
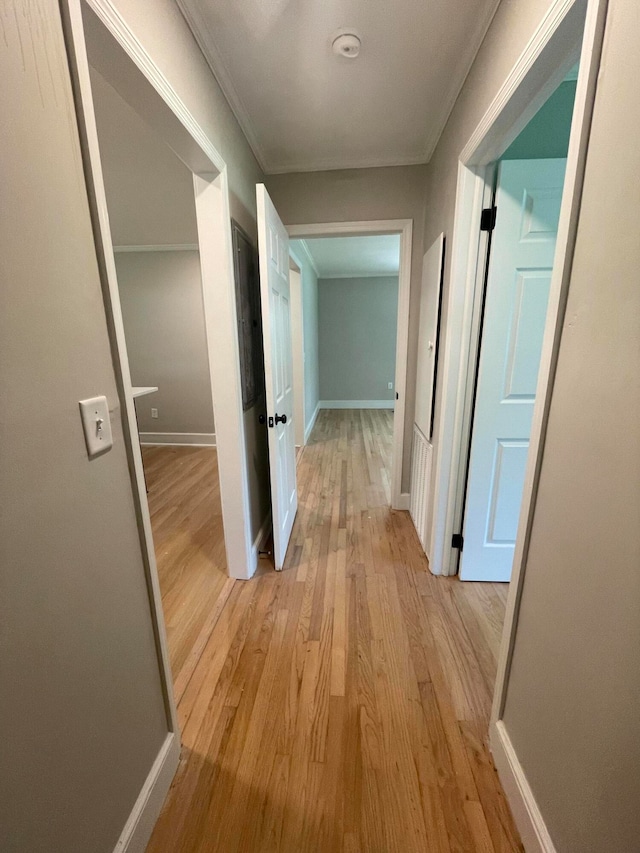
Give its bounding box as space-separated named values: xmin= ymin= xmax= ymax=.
xmin=113 ymin=732 xmax=180 ymax=853
xmin=139 ymin=432 xmax=216 ymax=447
xmin=249 ymin=511 xmax=272 ymax=577
xmin=319 ymin=400 xmax=395 ymax=410
xmin=304 ymin=402 xmax=320 ymax=443
xmin=395 ymin=492 xmax=411 ymax=511
xmin=490 ymin=720 xmax=557 ymax=853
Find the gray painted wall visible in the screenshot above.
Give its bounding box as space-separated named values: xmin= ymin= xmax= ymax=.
xmin=116 ymin=251 xmax=215 ymax=435
xmin=290 ymin=241 xmax=320 ymax=431
xmin=1 ymin=8 xmax=168 ymax=850
xmin=319 ymin=277 xmax=399 ymax=402
xmin=503 ymin=80 xmax=577 ymax=160
xmin=500 ymin=1 xmax=640 ymax=849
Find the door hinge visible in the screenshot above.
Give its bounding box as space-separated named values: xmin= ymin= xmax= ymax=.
xmin=451 ymin=532 xmax=464 ymax=551
xmin=480 ymin=206 xmax=497 ymax=232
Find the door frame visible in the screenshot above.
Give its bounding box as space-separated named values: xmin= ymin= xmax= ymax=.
xmin=424 ymin=0 xmax=607 ymax=846
xmin=287 ymin=219 xmax=413 ymax=511
xmin=288 ymin=253 xmax=306 ymax=449
xmin=61 ymin=0 xmax=256 ymax=814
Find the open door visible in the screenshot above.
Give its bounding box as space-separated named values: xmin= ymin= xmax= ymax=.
xmin=256 ymin=184 xmax=298 ymax=570
xmin=460 ymin=158 xmax=567 ymax=582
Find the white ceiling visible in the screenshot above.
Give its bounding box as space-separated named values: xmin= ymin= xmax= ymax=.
xmin=177 ymin=0 xmax=501 ymax=174
xmin=293 ymin=235 xmax=401 ymax=278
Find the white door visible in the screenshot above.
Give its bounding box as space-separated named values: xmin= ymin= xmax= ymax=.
xmin=256 ymin=184 xmax=298 ymax=570
xmin=460 ymin=158 xmax=567 ymax=582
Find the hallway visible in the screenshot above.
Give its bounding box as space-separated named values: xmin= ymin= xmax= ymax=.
xmin=146 ymin=409 xmax=521 ymax=852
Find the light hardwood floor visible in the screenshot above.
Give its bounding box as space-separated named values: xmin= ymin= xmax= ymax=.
xmin=145 ymin=411 xmax=521 ymax=852
xmin=142 ymin=445 xmax=233 ymax=694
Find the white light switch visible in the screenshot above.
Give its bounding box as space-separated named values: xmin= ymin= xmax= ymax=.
xmin=79 ymin=396 xmax=113 ymax=458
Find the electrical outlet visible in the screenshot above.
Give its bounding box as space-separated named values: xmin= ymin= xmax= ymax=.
xmin=387 ymin=382 xmax=393 ymax=390
xmin=151 ymin=408 xmax=159 ymax=419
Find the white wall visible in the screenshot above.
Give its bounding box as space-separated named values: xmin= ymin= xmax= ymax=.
xmin=116 ymin=251 xmax=215 ymax=436
xmin=267 ymin=165 xmax=427 ymax=487
xmin=0 ymin=7 xmax=168 ymax=849
xmin=290 ymin=241 xmax=320 ymax=436
xmin=499 ymin=0 xmax=640 ymax=848
xmin=318 ymin=276 xmax=399 ymax=404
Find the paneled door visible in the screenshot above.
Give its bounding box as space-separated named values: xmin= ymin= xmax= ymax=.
xmin=256 ymin=184 xmax=298 ymax=570
xmin=460 ymin=158 xmax=567 ymax=582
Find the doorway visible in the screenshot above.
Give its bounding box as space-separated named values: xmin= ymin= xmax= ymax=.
xmin=458 ymin=71 xmax=578 ymax=582
xmin=63 ymin=0 xmax=259 ymax=760
xmin=87 ymin=64 xmax=230 ymax=687
xmin=287 ymin=221 xmax=413 ymax=510
xmin=290 ymin=234 xmax=401 ymax=504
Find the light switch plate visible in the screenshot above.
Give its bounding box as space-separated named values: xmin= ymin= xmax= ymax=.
xmin=79 ymin=396 xmax=113 ymax=458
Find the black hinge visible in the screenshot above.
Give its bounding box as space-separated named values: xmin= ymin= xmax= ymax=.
xmin=451 ymin=532 xmax=464 ymax=551
xmin=396 ymin=392 xmax=399 ymax=400
xmin=480 ymin=206 xmax=497 ymax=232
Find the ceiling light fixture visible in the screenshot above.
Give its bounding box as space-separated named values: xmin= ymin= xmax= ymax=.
xmin=331 ymin=29 xmax=361 ymax=59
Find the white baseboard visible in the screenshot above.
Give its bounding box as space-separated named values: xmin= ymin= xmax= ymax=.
xmin=113 ymin=732 xmax=180 ymax=853
xmin=249 ymin=511 xmax=272 ymax=577
xmin=319 ymin=400 xmax=395 ymax=410
xmin=304 ymin=402 xmax=320 ymax=443
xmin=139 ymin=432 xmax=216 ymax=447
xmin=394 ymin=492 xmax=411 ymax=511
xmin=490 ymin=720 xmax=557 ymax=853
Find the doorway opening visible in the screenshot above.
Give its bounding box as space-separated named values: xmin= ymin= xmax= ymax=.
xmin=287 ymin=221 xmax=413 ymax=511
xmin=63 ymin=0 xmax=260 ymax=759
xmin=290 ymin=235 xmax=401 ymax=505
xmin=88 ymin=64 xmax=229 ymax=690
xmin=457 ymin=69 xmax=579 ymax=583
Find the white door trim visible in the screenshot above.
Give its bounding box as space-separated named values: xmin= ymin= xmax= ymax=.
xmin=287 ymin=219 xmax=413 ymax=511
xmin=61 ymin=1 xmax=256 ymax=847
xmin=288 ymin=250 xmax=306 ymax=449
xmin=426 ymin=0 xmax=608 ymax=845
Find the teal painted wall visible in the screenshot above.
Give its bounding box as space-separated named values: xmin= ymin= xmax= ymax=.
xmin=503 ymin=80 xmax=577 ymax=160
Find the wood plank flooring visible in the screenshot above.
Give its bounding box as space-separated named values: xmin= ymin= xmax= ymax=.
xmin=145 ymin=411 xmax=521 ymax=852
xmin=142 ymin=445 xmax=233 ymax=694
